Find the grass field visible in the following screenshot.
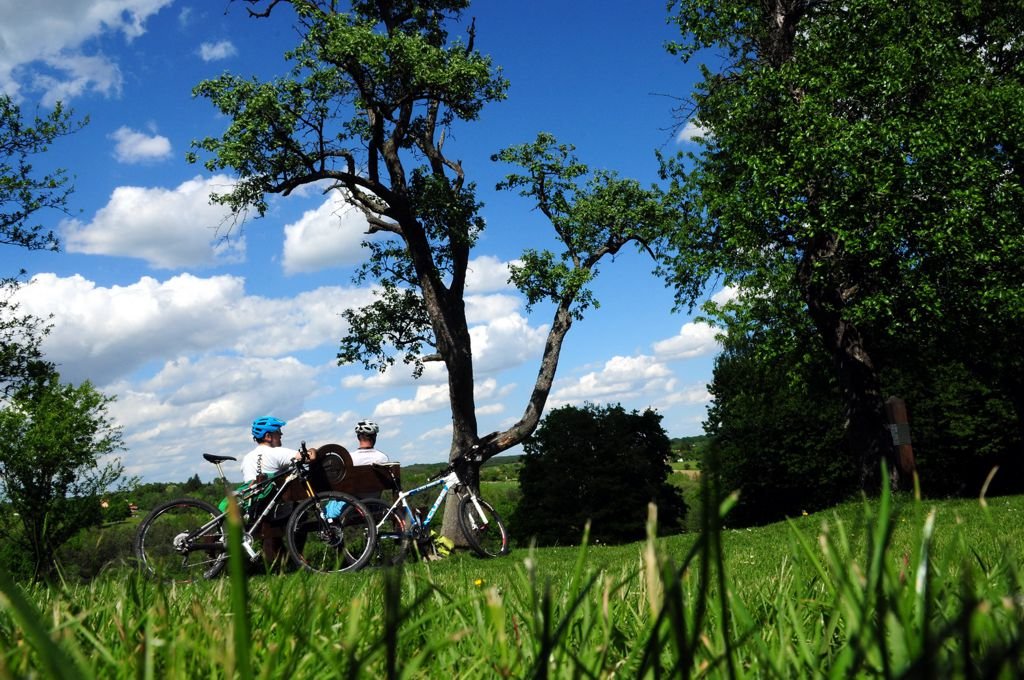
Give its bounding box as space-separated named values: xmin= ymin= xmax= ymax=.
xmin=3 ymin=482 xmax=1024 ymax=677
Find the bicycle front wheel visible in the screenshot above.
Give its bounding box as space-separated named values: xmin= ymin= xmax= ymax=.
xmin=362 ymin=498 xmax=411 ymax=567
xmin=134 ymin=498 xmax=227 ymax=582
xmin=285 ymin=492 xmax=377 ymax=573
xmin=457 ymin=495 xmax=510 ymax=558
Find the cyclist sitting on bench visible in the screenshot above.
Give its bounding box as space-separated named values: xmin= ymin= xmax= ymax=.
xmin=242 ymin=416 xmax=317 ymax=481
xmin=350 ymin=420 xmax=389 ymax=466
xmin=240 ymin=416 xmax=317 ymax=566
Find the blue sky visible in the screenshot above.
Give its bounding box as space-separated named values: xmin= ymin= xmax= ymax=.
xmin=1 ymin=0 xmax=726 ymax=483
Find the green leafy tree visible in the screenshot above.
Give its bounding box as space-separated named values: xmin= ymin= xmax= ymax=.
xmin=189 ymin=1 xmax=673 ymax=503
xmin=0 ymin=285 xmax=53 ymax=399
xmin=182 ymin=473 xmax=203 ymax=493
xmin=0 ymin=94 xmax=83 ymax=397
xmin=0 ymin=94 xmax=80 ymax=255
xmin=661 ymin=0 xmax=1024 ymax=491
xmin=0 ymin=377 xmax=125 ymax=581
xmin=512 ymin=403 xmax=686 ymax=546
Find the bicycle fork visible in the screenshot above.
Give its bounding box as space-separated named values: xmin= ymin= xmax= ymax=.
xmin=461 ymin=494 xmax=489 ymax=531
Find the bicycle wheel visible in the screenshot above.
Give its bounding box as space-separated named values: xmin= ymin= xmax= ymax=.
xmin=284 ymin=491 xmax=376 ymax=573
xmin=457 ymin=495 xmax=511 ymax=558
xmin=362 ymin=498 xmax=411 ymax=567
xmin=134 ymin=498 xmax=227 ymax=581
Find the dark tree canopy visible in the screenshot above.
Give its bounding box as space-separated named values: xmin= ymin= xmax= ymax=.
xmin=705 ymin=283 xmax=1024 ymax=521
xmin=512 ymin=403 xmax=686 ymax=546
xmin=704 ymin=288 xmax=866 ymax=525
xmin=662 ymin=0 xmax=1024 ymax=490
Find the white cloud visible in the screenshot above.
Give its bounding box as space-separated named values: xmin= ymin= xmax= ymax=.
xmin=549 ymin=355 xmax=675 ymax=406
xmin=282 ymin=194 xmax=373 ymax=274
xmin=374 ymin=383 xmax=450 ymax=417
xmin=62 ymin=174 xmax=244 ymax=269
xmin=476 ymin=403 xmax=505 ymax=416
xmin=15 ymin=273 xmax=249 ymax=384
xmin=676 ymin=119 xmax=707 ymax=144
xmin=198 ymin=40 xmax=237 ymax=62
xmin=465 ymin=294 xmax=521 ymax=323
xmin=662 ymin=385 xmax=713 ymax=406
xmin=8 ymin=268 xmax=551 ymax=478
xmin=164 ymin=356 xmax=320 ymax=428
xmin=0 ymin=0 xmax=172 ymax=101
xmin=109 ymin=126 xmax=172 ymax=163
xmin=106 ymin=355 xmax=323 ymax=479
xmin=417 ymin=424 xmax=453 ymax=441
xmin=373 ymin=378 xmax=498 ymax=418
xmin=464 ymin=255 xmax=517 ymax=293
xmin=470 ymin=313 xmax=547 ymax=373
xmin=338 ymin=308 xmax=546 ymax=390
xmin=651 ymin=321 xmax=720 ymax=361
xmin=285 ymin=409 xmax=359 ymax=447
xmin=711 ymin=285 xmax=739 ymax=306
xmin=230 ymin=285 xmax=373 ymax=358
xmin=12 ymin=273 xmax=368 ymax=386
xmin=31 ymin=54 xmax=123 ymax=106
xmin=341 ymin=362 xmax=447 ymax=390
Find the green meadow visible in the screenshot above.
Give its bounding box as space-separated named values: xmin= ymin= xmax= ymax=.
xmin=3 ymin=481 xmax=1024 ymax=678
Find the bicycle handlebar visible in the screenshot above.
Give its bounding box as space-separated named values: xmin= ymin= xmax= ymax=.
xmin=427 ymin=447 xmax=483 ymax=482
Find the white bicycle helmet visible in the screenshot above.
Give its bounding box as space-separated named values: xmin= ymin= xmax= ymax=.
xmin=354 ymin=420 xmax=379 ymax=435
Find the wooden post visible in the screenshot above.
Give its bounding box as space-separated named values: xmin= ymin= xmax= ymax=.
xmin=885 ymin=396 xmax=916 ymax=488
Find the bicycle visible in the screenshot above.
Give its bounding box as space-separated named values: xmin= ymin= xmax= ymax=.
xmin=362 ymin=450 xmax=510 ymax=564
xmin=133 ymin=443 xmax=377 ymax=581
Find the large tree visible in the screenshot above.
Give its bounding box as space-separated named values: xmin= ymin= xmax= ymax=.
xmin=190 ymin=1 xmax=673 ymax=478
xmin=661 ymin=0 xmax=1024 ymax=490
xmin=0 ymin=376 xmax=124 ymax=581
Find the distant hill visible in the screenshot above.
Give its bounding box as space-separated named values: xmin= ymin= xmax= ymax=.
xmin=670 ymin=435 xmax=708 ymax=459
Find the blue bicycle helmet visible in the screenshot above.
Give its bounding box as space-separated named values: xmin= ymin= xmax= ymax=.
xmin=252 ymin=416 xmax=286 ymax=441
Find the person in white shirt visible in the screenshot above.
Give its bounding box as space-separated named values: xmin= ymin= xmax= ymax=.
xmin=240 ymin=416 xmax=317 ymax=482
xmin=350 ymin=420 xmax=390 ymax=466
xmin=238 ymin=415 xmax=317 ymax=567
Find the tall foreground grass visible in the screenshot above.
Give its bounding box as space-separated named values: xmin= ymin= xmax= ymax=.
xmin=2 ymin=479 xmax=1024 ymax=678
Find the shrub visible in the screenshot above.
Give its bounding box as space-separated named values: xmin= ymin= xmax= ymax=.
xmin=512 ymin=403 xmax=686 ymax=546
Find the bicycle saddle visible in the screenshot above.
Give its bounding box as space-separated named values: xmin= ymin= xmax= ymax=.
xmin=203 ymin=453 xmax=237 ymax=463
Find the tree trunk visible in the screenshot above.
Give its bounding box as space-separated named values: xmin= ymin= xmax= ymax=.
xmin=799 ymin=240 xmax=897 ymax=494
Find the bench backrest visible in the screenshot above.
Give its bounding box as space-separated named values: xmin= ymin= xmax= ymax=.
xmin=311 ymin=443 xmax=401 ymax=496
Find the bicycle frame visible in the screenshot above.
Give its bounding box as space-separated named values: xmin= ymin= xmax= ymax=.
xmin=376 ymin=469 xmax=454 ymax=533
xmin=376 ymin=464 xmax=491 ymax=537
xmin=183 ymin=460 xmax=318 ymax=560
